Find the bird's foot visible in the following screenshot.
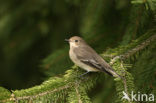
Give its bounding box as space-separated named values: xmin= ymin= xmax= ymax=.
xmin=79 ymin=71 xmax=90 ymax=77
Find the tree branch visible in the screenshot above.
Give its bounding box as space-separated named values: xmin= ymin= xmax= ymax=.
xmin=110 ymin=34 xmax=156 ymax=64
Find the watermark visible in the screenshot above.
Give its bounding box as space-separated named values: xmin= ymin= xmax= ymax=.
xmin=122 ymin=91 xmax=154 ymax=102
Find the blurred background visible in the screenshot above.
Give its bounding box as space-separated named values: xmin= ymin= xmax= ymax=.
xmin=0 ymin=0 xmax=155 ymax=102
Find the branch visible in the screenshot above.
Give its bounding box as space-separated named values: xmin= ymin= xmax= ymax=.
xmin=1 ymin=83 xmax=72 ymax=103
xmin=75 ymin=83 xmax=82 ymax=103
xmin=110 ymin=34 xmax=156 ymax=64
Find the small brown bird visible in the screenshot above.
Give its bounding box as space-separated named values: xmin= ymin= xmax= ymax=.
xmin=65 ymin=36 xmax=120 ymax=78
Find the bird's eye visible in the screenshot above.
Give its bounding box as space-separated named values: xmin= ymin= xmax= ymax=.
xmin=75 ymin=40 xmax=78 ymax=42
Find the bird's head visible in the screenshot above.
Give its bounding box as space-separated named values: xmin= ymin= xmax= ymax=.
xmin=65 ymin=36 xmax=86 ymax=47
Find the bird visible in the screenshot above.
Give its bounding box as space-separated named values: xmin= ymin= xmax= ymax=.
xmin=65 ymin=36 xmax=121 ymax=78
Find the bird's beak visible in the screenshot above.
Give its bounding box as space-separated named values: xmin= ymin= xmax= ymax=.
xmin=65 ymin=39 xmax=70 ymax=42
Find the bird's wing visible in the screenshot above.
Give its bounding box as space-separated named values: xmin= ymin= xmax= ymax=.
xmin=73 ymin=46 xmax=113 ymax=76
xmin=80 ymin=59 xmax=102 ymax=69
xmin=80 ymin=59 xmax=113 ymax=76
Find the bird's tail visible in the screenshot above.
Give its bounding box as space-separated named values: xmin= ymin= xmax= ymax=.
xmin=106 ymin=67 xmax=124 ymax=80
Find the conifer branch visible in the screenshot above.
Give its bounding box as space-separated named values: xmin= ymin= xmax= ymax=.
xmin=75 ymin=83 xmax=82 ymax=103
xmin=110 ymin=34 xmax=156 ymax=64
xmin=109 ymin=34 xmax=156 ymax=103
xmin=1 ymin=83 xmax=71 ymax=103
xmin=120 ymin=34 xmax=156 ymax=59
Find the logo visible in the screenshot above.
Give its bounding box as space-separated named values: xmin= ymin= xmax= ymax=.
xmin=122 ymin=91 xmax=154 ymax=102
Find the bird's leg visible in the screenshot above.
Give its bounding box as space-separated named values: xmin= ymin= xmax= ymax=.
xmin=79 ymin=71 xmax=90 ymax=78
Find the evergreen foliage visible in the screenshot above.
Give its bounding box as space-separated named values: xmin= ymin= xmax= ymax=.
xmin=0 ymin=0 xmax=156 ymax=103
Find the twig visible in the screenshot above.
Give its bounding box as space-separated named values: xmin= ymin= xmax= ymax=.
xmin=0 ymin=83 xmax=71 ymax=103
xmin=110 ymin=34 xmax=156 ymax=64
xmin=75 ymin=82 xmax=82 ymax=103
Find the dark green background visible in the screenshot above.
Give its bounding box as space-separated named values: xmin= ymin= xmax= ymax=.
xmin=0 ymin=1 xmax=155 ymax=103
